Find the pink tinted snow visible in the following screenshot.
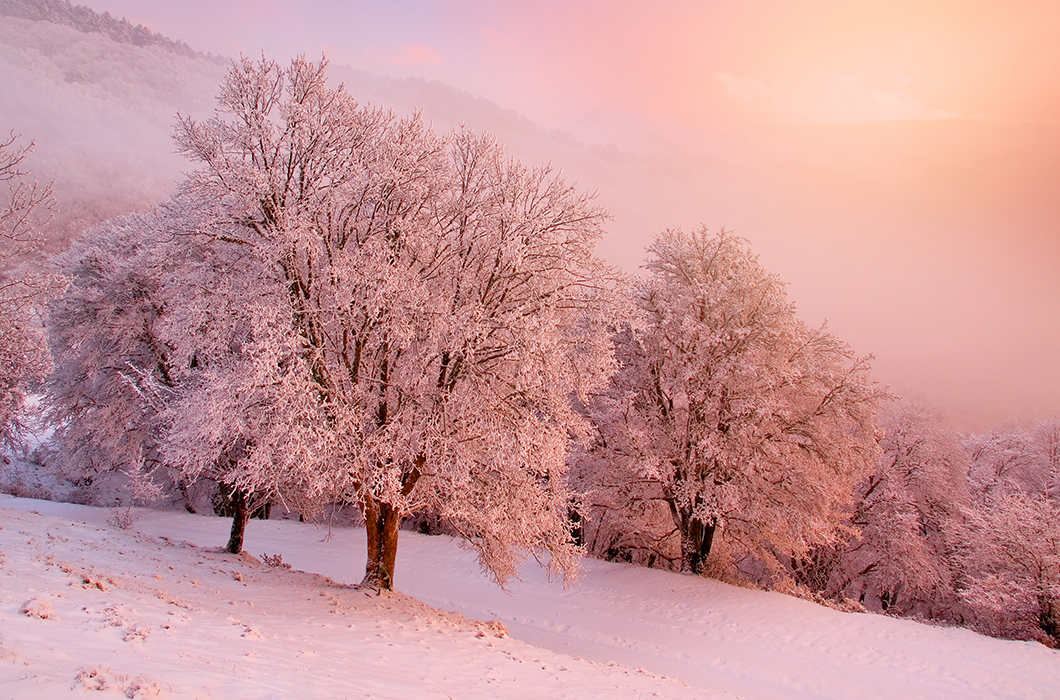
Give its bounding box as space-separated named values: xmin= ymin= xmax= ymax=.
xmin=2 ymin=494 xmax=1057 ymax=699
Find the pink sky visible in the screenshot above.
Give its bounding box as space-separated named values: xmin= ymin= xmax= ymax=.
xmin=73 ymin=0 xmax=1060 ymax=428
xmin=81 ymin=0 xmax=1060 ymax=128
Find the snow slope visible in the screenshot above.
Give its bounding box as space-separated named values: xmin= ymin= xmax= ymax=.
xmin=0 ymin=496 xmax=712 ymax=699
xmin=2 ymin=494 xmax=1057 ymax=699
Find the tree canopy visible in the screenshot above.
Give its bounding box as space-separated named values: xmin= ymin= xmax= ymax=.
xmin=579 ymin=228 xmax=885 ymax=575
xmin=155 ymin=56 xmax=620 ymax=588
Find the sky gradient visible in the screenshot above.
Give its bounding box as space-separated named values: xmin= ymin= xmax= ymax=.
xmin=67 ymin=0 xmax=1060 ymax=428
xmin=79 ymin=0 xmax=1060 ymax=129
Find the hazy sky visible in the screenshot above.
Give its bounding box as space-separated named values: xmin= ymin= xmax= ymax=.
xmin=79 ymin=0 xmax=1060 ymax=129
xmin=67 ymin=0 xmax=1060 ymax=428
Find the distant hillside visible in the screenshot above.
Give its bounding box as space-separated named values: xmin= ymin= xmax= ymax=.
xmin=0 ymin=7 xmax=225 ymax=246
xmin=0 ymin=0 xmax=215 ymax=60
xmin=0 ymin=4 xmax=641 ymax=253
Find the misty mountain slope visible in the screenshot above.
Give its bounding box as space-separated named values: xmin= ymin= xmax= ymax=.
xmin=0 ymin=0 xmax=207 ymax=58
xmin=0 ymin=11 xmax=224 ymax=244
xmin=0 ymin=2 xmax=752 ymax=262
xmin=2 ymin=494 xmax=1057 ymax=700
xmin=0 ymin=2 xmax=755 ymax=268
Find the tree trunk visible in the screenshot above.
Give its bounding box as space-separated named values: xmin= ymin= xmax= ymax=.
xmin=226 ymin=488 xmax=250 ymax=554
xmin=568 ymin=504 xmax=584 ymax=547
xmin=681 ymin=515 xmax=717 ymax=575
xmin=361 ymin=494 xmax=402 ymax=590
xmin=1038 ymin=594 xmax=1060 ymax=643
xmin=359 ymin=459 xmax=423 ymax=591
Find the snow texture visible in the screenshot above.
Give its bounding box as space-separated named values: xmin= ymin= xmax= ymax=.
xmin=1 ymin=493 xmax=1056 ymax=699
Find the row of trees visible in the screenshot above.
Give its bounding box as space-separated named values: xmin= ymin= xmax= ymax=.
xmin=770 ymin=404 xmax=1058 ymax=645
xmin=6 ymin=55 xmax=1055 ymax=646
xmin=34 ymin=56 xmax=885 ymax=593
xmin=45 ymin=56 xmax=620 ymax=589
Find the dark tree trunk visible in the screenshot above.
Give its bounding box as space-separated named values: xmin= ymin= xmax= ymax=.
xmin=568 ymin=504 xmax=584 ymax=547
xmin=359 ymin=460 xmax=423 ymax=591
xmin=681 ymin=515 xmax=717 ymax=575
xmin=1039 ymin=594 xmax=1060 ymax=643
xmin=226 ymin=488 xmax=250 ymax=554
xmin=361 ymin=494 xmax=402 ymax=590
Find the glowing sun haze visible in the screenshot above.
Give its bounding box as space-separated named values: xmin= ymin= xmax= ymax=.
xmin=82 ymin=0 xmax=1060 ymax=128
xmin=66 ymin=0 xmax=1060 ymax=428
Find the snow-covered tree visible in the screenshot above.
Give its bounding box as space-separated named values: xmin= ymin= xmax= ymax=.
xmin=0 ymin=132 xmax=63 ymax=447
xmin=796 ymin=401 xmax=969 ymax=614
xmin=965 ymin=420 xmax=1060 ymax=502
xmin=579 ymin=228 xmax=884 ymax=576
xmin=44 ymin=212 xmax=178 ymax=503
xmin=950 ymin=417 xmax=1060 ymax=643
xmin=162 ymin=55 xmax=619 ymax=588
xmin=956 ymin=490 xmax=1060 ymax=644
xmin=46 ymin=206 xmax=278 ymax=546
xmin=965 ymin=427 xmax=1040 ymax=498
xmin=1034 ymin=418 xmax=1060 ymax=503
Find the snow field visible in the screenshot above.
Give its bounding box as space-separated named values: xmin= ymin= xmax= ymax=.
xmin=0 ymin=495 xmax=712 ymax=699
xmin=2 ymin=494 xmax=1058 ymax=699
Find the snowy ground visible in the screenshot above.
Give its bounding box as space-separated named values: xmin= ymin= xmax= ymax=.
xmin=1 ymin=494 xmax=1057 ymax=699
